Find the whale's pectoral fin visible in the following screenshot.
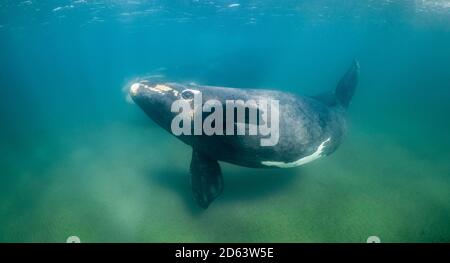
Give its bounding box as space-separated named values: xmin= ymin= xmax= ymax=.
xmin=190 ymin=149 xmax=224 ymax=209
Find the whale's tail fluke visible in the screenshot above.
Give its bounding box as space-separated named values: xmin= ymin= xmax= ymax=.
xmin=313 ymin=60 xmax=359 ymax=108
xmin=335 ymin=59 xmax=360 ymax=108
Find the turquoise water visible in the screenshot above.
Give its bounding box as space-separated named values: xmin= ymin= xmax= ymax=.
xmin=1 ymin=0 xmax=450 ymax=242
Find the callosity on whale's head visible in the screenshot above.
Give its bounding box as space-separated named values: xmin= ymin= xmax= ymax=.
xmin=130 ymin=80 xmax=227 ymax=131
xmin=129 ymin=80 xmax=185 ymax=133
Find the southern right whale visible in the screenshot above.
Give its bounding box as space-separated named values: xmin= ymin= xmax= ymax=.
xmin=130 ymin=60 xmax=360 ymax=208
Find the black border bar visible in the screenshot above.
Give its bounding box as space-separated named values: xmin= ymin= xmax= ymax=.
xmin=1 ymin=243 xmax=449 ymax=262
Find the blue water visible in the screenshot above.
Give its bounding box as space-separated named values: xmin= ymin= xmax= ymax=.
xmin=0 ymin=0 xmax=449 ymax=242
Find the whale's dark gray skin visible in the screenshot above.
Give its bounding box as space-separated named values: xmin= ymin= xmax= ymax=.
xmin=130 ymin=60 xmax=359 ymax=209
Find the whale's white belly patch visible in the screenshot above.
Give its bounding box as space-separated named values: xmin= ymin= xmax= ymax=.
xmin=261 ymin=137 xmax=331 ymax=168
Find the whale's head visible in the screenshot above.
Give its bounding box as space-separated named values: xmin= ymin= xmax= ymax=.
xmin=129 ymin=80 xmax=201 ymax=133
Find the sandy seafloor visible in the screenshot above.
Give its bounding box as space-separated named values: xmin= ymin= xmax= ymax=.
xmin=1 ymin=99 xmax=449 ymax=242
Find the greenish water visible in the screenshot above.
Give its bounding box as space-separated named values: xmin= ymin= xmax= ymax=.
xmin=1 ymin=0 xmax=450 ymax=242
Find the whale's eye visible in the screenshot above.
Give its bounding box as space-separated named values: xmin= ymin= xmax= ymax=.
xmin=181 ymin=90 xmax=195 ymax=100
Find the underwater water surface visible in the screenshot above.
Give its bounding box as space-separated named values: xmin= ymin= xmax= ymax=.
xmin=0 ymin=0 xmax=450 ymax=242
